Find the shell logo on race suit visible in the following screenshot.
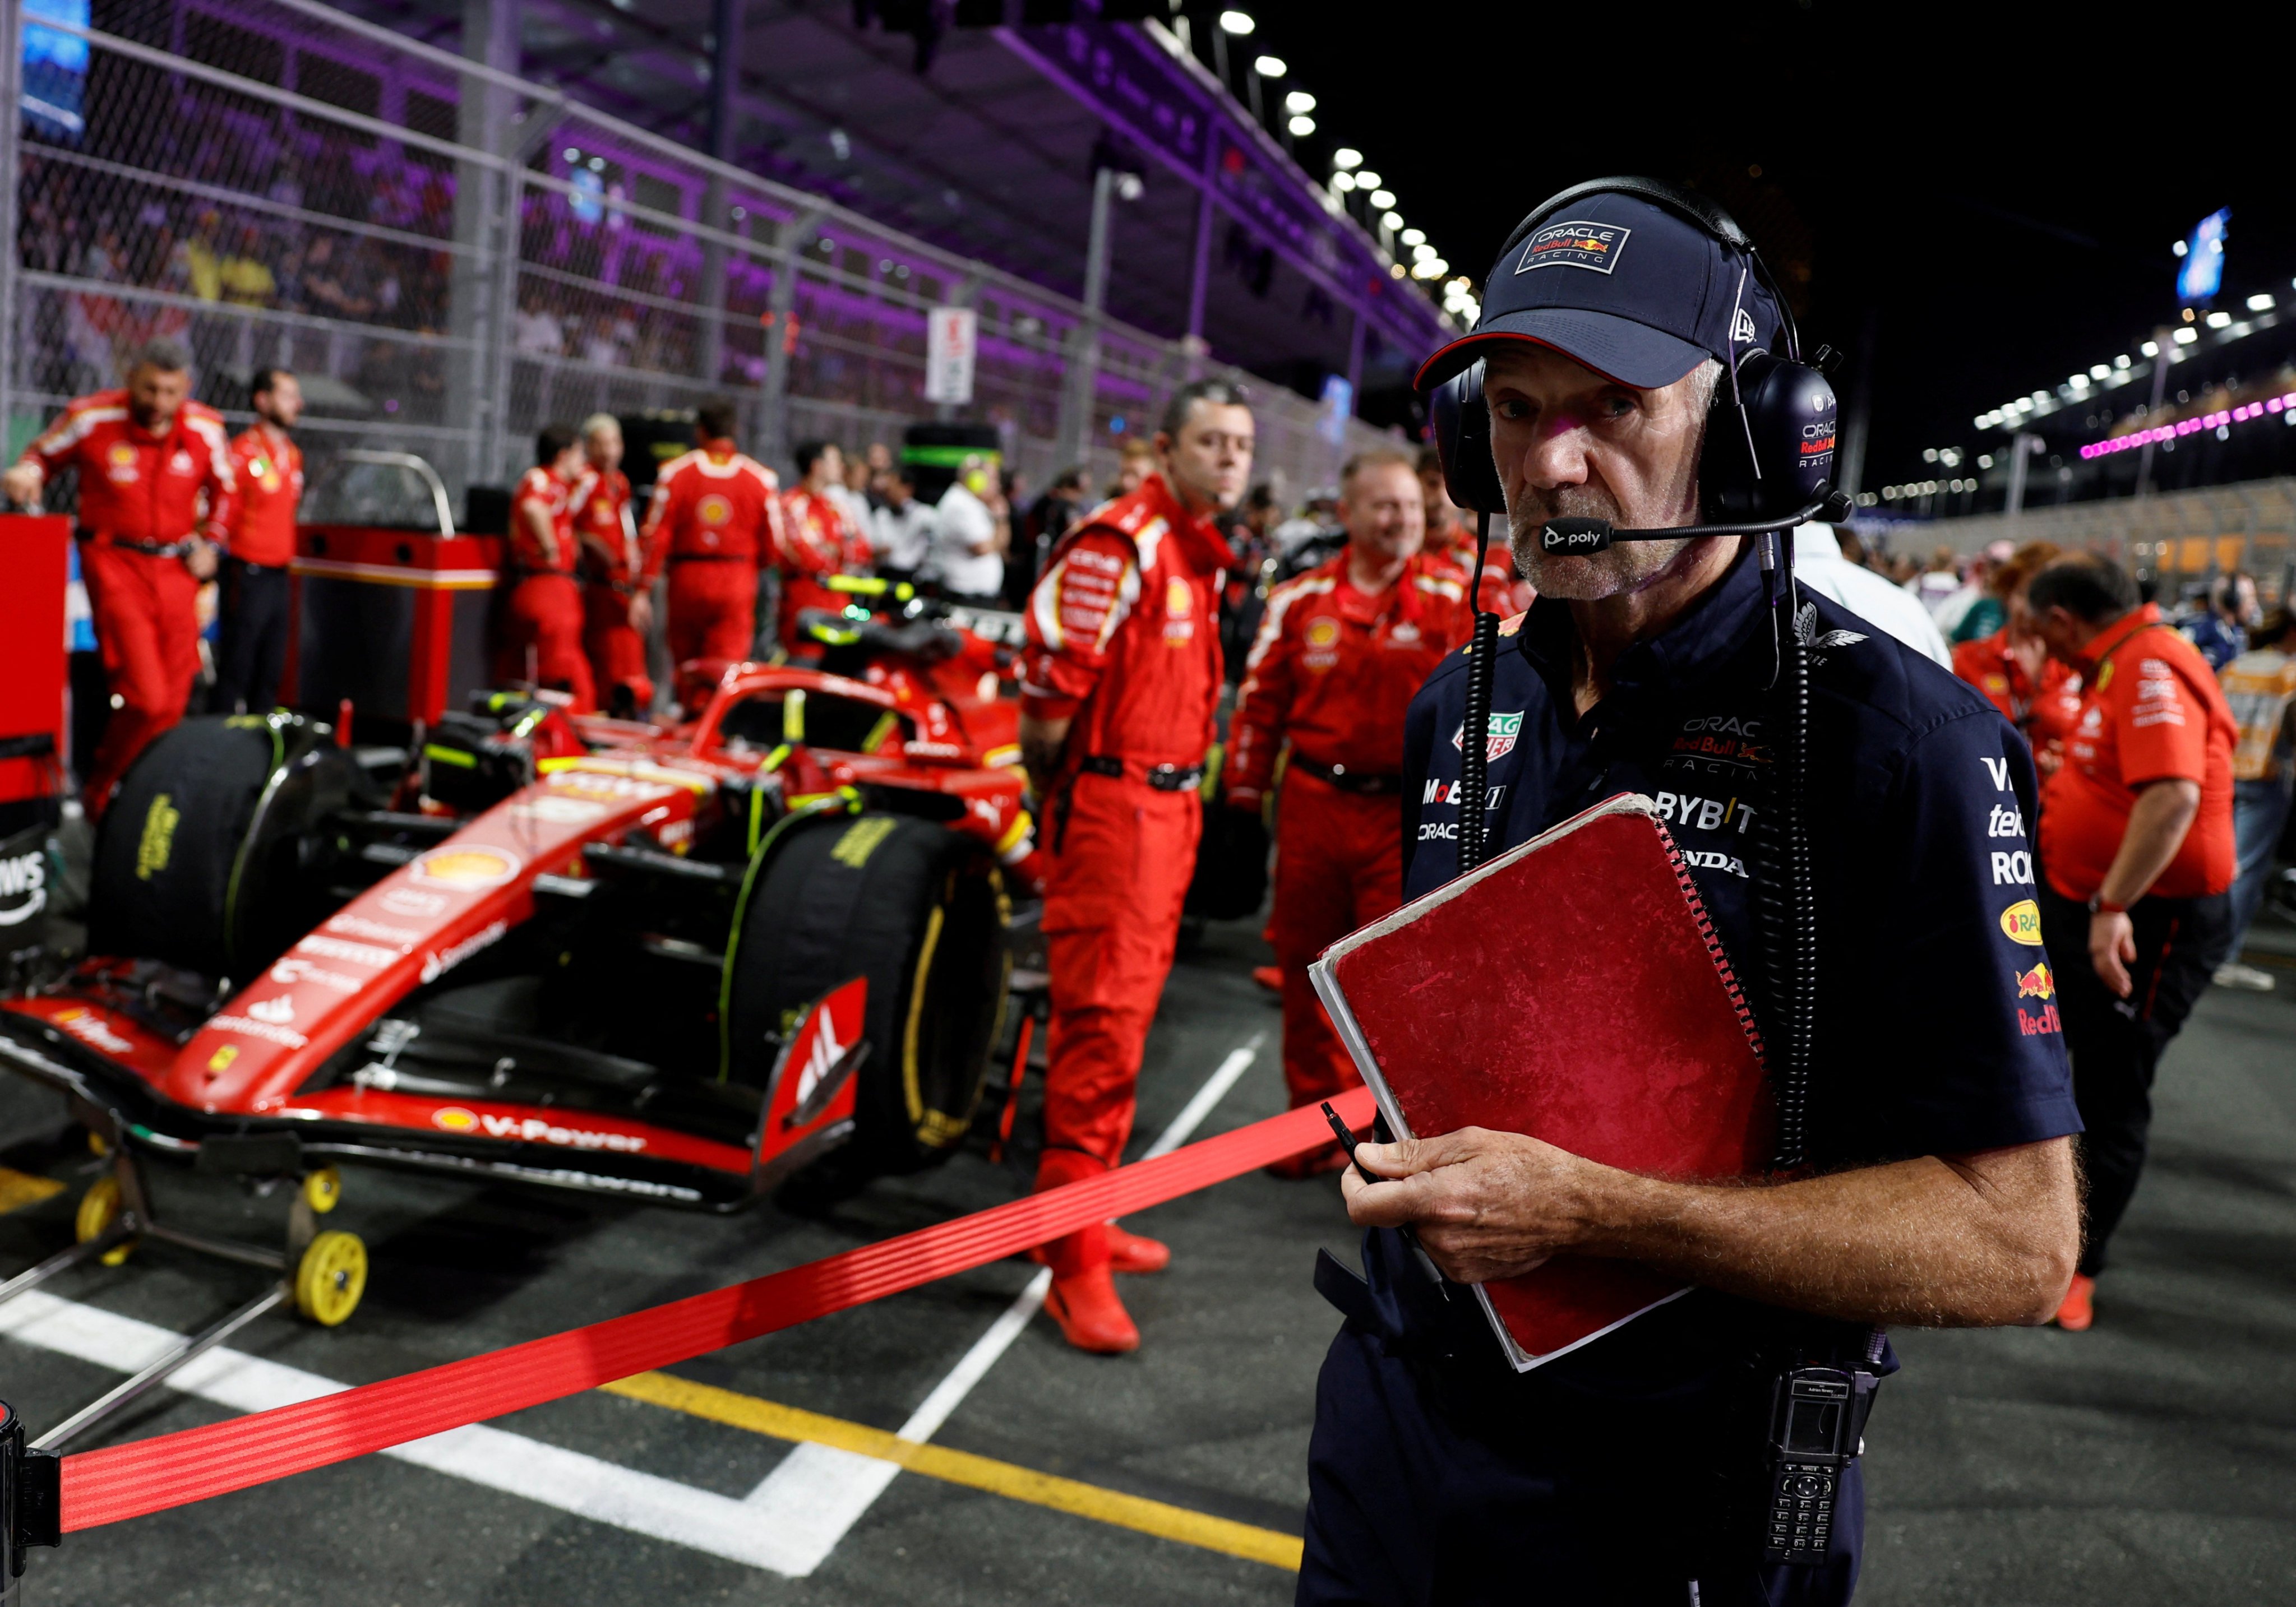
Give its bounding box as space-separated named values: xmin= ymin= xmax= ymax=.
xmin=105 ymin=441 xmax=138 ymax=483
xmin=409 ymin=846 xmax=522 ymax=890
xmin=1304 ymin=617 xmax=1340 ymax=649
xmin=698 ymin=493 xmax=733 ymax=527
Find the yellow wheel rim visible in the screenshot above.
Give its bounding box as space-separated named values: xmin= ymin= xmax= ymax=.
xmin=87 ymin=1131 xmax=109 ymax=1157
xmin=302 ymin=1168 xmax=343 ymax=1215
xmin=74 ymin=1176 xmax=135 ymax=1267
xmin=294 ymin=1230 xmax=368 ymax=1327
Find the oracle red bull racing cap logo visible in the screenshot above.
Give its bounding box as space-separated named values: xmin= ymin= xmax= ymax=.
xmin=1516 ymin=221 xmax=1632 ymax=275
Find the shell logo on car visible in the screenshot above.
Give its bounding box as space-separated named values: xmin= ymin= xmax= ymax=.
xmin=433 ymin=1106 xmax=480 ymax=1132
xmin=409 ymin=846 xmax=522 ymax=890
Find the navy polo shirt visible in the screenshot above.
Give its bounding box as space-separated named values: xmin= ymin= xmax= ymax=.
xmin=1301 ymin=549 xmax=2080 ymax=1605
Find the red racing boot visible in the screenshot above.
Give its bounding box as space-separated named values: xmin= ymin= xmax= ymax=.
xmin=1031 ymin=1221 xmax=1167 ymax=1273
xmin=1045 ymin=1258 xmax=1139 ymax=1354
xmin=2054 ymin=1272 xmax=2096 ymax=1331
xmin=1105 ymin=1222 xmax=1169 ymax=1273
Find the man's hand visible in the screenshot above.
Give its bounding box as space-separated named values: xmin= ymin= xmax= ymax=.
xmin=1342 ymin=1128 xmax=1605 ymax=1283
xmin=629 ymin=590 xmax=654 ymax=633
xmin=2089 ymin=909 xmax=2137 ymax=997
xmin=2 ymin=461 xmax=44 ymax=510
xmin=1018 ymin=710 xmax=1071 ymax=804
xmin=1343 ymin=1123 xmax=2078 ymax=1328
xmin=184 ymin=537 xmax=219 ymax=581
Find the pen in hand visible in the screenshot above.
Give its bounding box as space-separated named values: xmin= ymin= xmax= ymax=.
xmin=1321 ymin=1101 xmax=1449 ymax=1299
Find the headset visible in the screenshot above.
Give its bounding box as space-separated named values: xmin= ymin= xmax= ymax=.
xmin=1431 ymin=177 xmax=1847 ymax=1174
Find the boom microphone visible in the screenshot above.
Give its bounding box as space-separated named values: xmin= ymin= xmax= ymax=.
xmin=1537 ymin=487 xmax=1853 ymax=555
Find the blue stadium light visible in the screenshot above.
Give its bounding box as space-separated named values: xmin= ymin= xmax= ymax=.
xmin=2176 ymin=208 xmax=2229 ymax=305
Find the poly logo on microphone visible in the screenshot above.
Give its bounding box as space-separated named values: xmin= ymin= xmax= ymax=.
xmin=1541 ymin=522 xmax=1610 ymax=553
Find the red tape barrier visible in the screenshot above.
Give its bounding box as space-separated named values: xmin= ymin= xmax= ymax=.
xmin=60 ymin=1085 xmax=1377 ymax=1531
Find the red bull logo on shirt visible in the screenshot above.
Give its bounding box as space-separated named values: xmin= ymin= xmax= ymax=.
xmin=2013 ymin=963 xmax=2054 ymax=1001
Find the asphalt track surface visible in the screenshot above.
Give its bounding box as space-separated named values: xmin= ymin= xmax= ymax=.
xmin=0 ymin=914 xmax=2289 ymax=1605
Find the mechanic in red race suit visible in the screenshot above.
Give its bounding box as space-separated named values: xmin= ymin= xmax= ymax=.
xmin=778 ymin=439 xmax=872 ymax=654
xmin=640 ymin=398 xmax=784 ymax=704
xmin=571 ymin=413 xmax=653 ymax=717
xmin=497 ymin=423 xmax=595 ymax=712
xmin=216 ymin=367 xmax=303 ymax=714
xmin=1018 ymin=378 xmax=1255 ymax=1355
xmin=3 ymin=337 xmax=233 ymax=819
xmin=1225 ymin=448 xmax=1475 ymax=1164
xmin=1951 ymin=540 xmax=2082 ymax=776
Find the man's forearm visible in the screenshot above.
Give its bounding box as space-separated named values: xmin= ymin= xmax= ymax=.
xmin=2096 ymin=779 xmax=2200 ymax=906
xmin=1575 ymin=1141 xmax=2077 ymax=1327
xmin=1351 ymin=1128 xmax=2078 ymax=1329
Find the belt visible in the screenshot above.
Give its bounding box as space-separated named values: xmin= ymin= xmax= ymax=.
xmin=77 ymin=530 xmax=189 ymax=558
xmin=1079 ymin=755 xmax=1204 ymax=791
xmin=668 ymin=552 xmax=751 ymax=564
xmin=1291 ymin=757 xmax=1403 ymax=795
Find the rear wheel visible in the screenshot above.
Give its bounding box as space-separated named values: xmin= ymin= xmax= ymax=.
xmin=87 ymin=715 xmax=364 ymax=979
xmin=726 ymin=813 xmax=1009 ymax=1174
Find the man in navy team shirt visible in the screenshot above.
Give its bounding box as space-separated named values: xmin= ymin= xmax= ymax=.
xmin=1300 ymin=184 xmax=2083 ymax=1607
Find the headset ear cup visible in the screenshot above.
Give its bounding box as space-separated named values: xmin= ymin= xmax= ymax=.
xmin=1703 ymin=351 xmax=1838 ymax=526
xmin=1432 ymin=362 xmax=1507 ymax=516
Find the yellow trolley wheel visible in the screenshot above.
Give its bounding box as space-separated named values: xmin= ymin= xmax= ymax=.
xmin=86 ymin=1130 xmax=109 ymax=1158
xmin=294 ymin=1230 xmax=368 ymax=1327
xmin=302 ymin=1167 xmax=343 ymax=1215
xmin=73 ymin=1176 xmax=137 ymax=1267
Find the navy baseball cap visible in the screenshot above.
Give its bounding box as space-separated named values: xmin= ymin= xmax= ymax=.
xmin=1413 ymin=190 xmax=1783 ymax=392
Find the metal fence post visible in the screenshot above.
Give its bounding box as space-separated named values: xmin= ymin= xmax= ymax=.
xmin=759 ymin=204 xmax=824 ymax=467
xmin=1057 ymin=165 xmax=1116 ymax=469
xmin=696 ymin=0 xmax=744 ymax=391
xmin=453 ymin=0 xmax=520 ymax=493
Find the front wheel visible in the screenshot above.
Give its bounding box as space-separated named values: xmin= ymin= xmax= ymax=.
xmin=725 ymin=814 xmax=1009 ymax=1174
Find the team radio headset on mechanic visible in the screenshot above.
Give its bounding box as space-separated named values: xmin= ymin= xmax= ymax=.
xmin=1299 ymin=180 xmax=2084 ymax=1606
xmin=1225 ymin=447 xmax=1476 ymax=1141
xmin=1016 ymin=378 xmax=1255 ymax=1357
xmin=3 ymin=338 xmax=235 ymax=821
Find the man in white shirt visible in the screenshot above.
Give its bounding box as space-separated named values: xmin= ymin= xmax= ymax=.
xmin=929 ymin=454 xmax=1009 ymax=602
xmin=871 ymin=465 xmax=937 ymax=582
xmin=1794 ymin=523 xmax=1951 ymax=667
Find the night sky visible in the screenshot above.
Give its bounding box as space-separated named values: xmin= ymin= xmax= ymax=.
xmin=1219 ymin=1 xmax=2293 ymax=495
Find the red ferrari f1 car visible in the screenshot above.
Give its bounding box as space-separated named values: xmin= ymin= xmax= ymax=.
xmin=0 ymin=590 xmax=1038 ymax=1369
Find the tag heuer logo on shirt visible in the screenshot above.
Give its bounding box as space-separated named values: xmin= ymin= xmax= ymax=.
xmin=1452 ymin=711 xmax=1524 ymax=761
xmin=1515 ymin=221 xmax=1630 ymax=275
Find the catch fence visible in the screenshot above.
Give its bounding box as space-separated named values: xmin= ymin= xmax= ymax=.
xmin=1 ymin=0 xmax=1390 ymax=521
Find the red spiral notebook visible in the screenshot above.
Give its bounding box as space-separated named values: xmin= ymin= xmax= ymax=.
xmin=1309 ymin=793 xmax=1773 ymax=1372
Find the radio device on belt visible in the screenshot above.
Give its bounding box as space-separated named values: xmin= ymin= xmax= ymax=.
xmin=1428 ymin=175 xmax=1878 ymax=1568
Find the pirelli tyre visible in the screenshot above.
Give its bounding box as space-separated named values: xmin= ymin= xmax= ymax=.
xmin=725 ymin=812 xmax=1009 ymax=1174
xmin=89 ymin=714 xmax=366 ymax=980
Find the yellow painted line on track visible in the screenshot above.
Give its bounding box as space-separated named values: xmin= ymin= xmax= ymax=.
xmin=602 ymin=1369 xmax=1304 ymax=1572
